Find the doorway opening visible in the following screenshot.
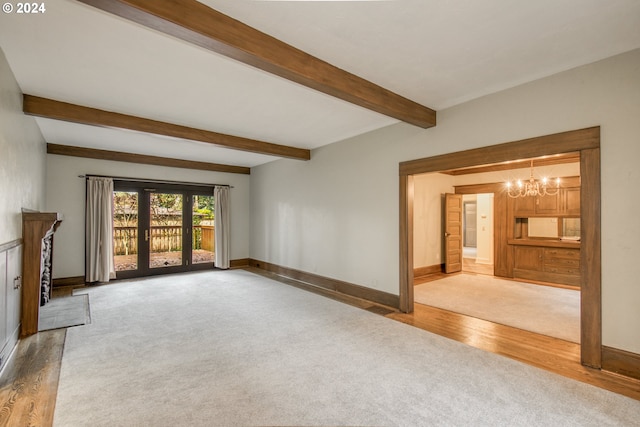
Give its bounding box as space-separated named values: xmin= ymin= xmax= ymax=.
xmin=399 ymin=127 xmax=601 ymax=367
xmin=461 ymin=194 xmax=494 ymax=276
xmin=112 ymin=180 xmax=216 ymax=279
xmin=418 ymin=178 xmax=580 ymax=343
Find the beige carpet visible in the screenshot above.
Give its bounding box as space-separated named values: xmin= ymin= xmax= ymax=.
xmin=414 ymin=274 xmax=580 ymax=343
xmin=53 ymin=270 xmax=639 ymax=426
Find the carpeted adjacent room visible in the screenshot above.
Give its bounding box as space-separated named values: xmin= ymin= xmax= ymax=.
xmin=413 ymin=273 xmax=580 ymax=343
xmin=54 ymin=270 xmax=639 ymax=426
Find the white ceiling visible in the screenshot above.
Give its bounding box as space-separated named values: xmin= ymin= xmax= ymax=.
xmin=1 ymin=0 xmax=639 ymax=168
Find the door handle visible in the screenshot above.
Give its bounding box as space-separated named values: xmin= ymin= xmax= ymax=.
xmin=444 ymin=232 xmax=450 ymax=237
xmin=145 ymin=230 xmax=149 ymax=241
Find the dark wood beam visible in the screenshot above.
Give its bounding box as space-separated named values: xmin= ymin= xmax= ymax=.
xmin=46 ymin=143 xmax=251 ymax=175
xmin=25 ymin=95 xmax=310 ymax=161
xmin=76 ymin=0 xmax=436 ymax=129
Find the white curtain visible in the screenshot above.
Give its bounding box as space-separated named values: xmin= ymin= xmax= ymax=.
xmin=85 ymin=177 xmax=116 ymax=282
xmin=214 ymin=186 xmax=230 ymax=269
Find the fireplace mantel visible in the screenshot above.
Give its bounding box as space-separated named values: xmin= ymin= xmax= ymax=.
xmin=21 ymin=211 xmax=63 ymax=337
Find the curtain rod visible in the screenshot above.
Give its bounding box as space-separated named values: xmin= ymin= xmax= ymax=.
xmin=78 ymin=174 xmax=233 ymax=188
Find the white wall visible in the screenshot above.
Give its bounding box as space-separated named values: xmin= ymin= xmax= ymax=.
xmin=250 ymin=49 xmax=640 ymax=353
xmin=0 ymin=48 xmax=46 ymax=244
xmin=45 ymin=155 xmax=250 ymax=278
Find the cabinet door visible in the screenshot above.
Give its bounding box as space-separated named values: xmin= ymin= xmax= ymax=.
xmin=563 ymin=188 xmax=581 ymax=215
xmin=535 ymin=193 xmax=560 ymax=215
xmin=6 ymin=245 xmax=22 ymax=340
xmin=513 ymin=196 xmax=536 ymax=216
xmin=514 ymin=246 xmax=543 ymax=271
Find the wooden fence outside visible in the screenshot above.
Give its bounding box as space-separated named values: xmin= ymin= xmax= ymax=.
xmin=114 ymin=225 xmax=214 ymax=255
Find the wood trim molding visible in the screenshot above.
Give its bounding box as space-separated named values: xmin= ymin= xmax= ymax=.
xmin=580 ymin=148 xmax=601 ymax=368
xmin=602 ymin=346 xmax=640 ymax=381
xmin=400 ymin=127 xmax=599 ymax=176
xmin=229 ymin=258 xmax=250 ymax=269
xmin=249 ymin=259 xmax=399 ymax=308
xmin=454 ymin=182 xmax=504 ymax=195
xmin=453 ymin=177 xmax=581 ymax=195
xmin=77 ymin=0 xmax=436 ymax=129
xmin=47 ymin=143 xmax=251 ymax=175
xmin=25 ymin=95 xmax=310 ymax=161
xmin=0 ymin=238 xmax=22 ymax=253
xmin=54 ymin=259 xmax=250 ymax=285
xmin=399 ymin=174 xmax=413 ymax=312
xmin=399 ymin=126 xmax=602 ymax=368
xmin=414 ymin=264 xmax=442 ymax=279
xmin=52 ymin=276 xmax=86 ymax=288
xmin=440 ymin=152 xmax=580 ymax=176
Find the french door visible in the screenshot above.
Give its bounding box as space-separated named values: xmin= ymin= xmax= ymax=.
xmin=112 ymin=181 xmax=215 ymax=279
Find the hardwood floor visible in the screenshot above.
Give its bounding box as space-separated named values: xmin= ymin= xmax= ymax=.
xmin=0 ymin=329 xmax=65 ymax=427
xmin=462 ymin=256 xmax=494 ymax=275
xmin=0 ymin=271 xmax=637 ymax=427
xmin=408 ymin=272 xmax=639 ymax=399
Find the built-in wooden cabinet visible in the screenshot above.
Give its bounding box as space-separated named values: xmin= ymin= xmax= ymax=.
xmin=514 ymin=245 xmax=543 ymax=271
xmin=535 ymin=193 xmax=561 ymax=215
xmin=512 ymin=195 xmax=536 ymax=216
xmin=511 ymin=241 xmax=580 ymax=287
xmin=507 ymin=179 xmax=581 ymax=287
xmin=0 ymin=241 xmax=22 ymax=373
xmin=563 ymin=187 xmax=581 ymax=215
xmin=512 ymin=187 xmax=580 ymax=217
xmin=544 ymin=247 xmax=580 ymax=277
xmin=463 ymin=177 xmax=581 ymax=288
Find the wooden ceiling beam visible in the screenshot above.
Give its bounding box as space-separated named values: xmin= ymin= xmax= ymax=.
xmin=24 ymin=95 xmax=310 ymax=160
xmin=77 ymin=0 xmax=436 ymax=129
xmin=47 ymin=143 xmax=251 ymax=175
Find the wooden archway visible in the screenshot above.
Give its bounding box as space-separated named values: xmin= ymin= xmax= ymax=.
xmin=399 ymin=127 xmax=601 ymax=367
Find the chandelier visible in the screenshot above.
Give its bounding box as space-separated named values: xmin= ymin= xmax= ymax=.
xmin=506 ymin=160 xmax=560 ymax=198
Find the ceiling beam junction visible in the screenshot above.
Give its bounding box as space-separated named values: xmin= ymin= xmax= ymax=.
xmin=77 ymin=0 xmax=436 ymax=128
xmin=24 ymin=95 xmax=310 ymax=161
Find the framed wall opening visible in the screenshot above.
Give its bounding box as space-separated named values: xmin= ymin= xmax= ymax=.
xmin=399 ymin=127 xmax=601 ymax=367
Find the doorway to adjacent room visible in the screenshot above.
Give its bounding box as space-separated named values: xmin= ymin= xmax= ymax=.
xmin=399 ymin=127 xmax=601 ymax=367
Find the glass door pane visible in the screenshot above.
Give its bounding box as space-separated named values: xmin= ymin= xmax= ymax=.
xmin=192 ymin=194 xmax=215 ymax=264
xmin=113 ymin=191 xmax=139 ymax=272
xmin=149 ymin=192 xmax=183 ymax=269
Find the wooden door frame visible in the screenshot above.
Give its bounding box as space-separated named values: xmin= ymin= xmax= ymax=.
xmin=399 ymin=127 xmax=601 ymax=368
